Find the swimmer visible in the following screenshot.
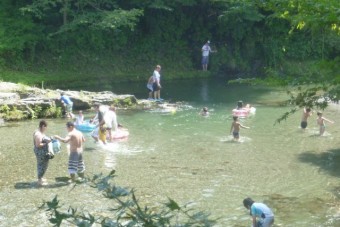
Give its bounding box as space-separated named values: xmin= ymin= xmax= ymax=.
xmin=230 ymin=116 xmax=250 ymax=140
xmin=300 ymin=107 xmax=312 ymax=130
xmin=200 ymin=107 xmax=209 ymax=116
xmin=237 ymin=100 xmax=251 ymax=110
xmin=316 ymin=112 xmax=334 ymax=136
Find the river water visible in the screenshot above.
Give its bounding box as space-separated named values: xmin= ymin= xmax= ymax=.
xmin=0 ymin=78 xmax=340 ymax=226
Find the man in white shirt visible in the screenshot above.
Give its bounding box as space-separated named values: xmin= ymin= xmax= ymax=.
xmin=201 ymin=40 xmax=216 ymax=71
xmin=105 ymin=106 xmax=118 ymax=142
xmin=152 ymin=65 xmax=162 ymax=100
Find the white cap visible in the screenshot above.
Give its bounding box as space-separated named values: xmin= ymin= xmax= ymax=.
xmin=207 ymin=40 xmax=210 ymax=44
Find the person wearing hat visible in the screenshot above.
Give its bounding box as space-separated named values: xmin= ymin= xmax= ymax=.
xmin=201 ymin=40 xmax=216 ymax=71
xmin=243 ymin=197 xmax=274 ymax=227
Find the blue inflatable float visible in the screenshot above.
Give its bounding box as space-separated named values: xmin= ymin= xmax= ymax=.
xmin=75 ymin=121 xmax=96 ymax=132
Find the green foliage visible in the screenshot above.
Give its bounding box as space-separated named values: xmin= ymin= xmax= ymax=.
xmin=39 ymin=171 xmax=217 ymax=226
xmin=0 ymin=105 xmax=27 ymax=120
xmin=0 ymin=104 xmax=10 ymax=114
xmin=0 ymin=0 xmax=338 ymax=84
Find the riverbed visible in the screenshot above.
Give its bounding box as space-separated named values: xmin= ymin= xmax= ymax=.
xmin=0 ymin=79 xmax=340 ymax=226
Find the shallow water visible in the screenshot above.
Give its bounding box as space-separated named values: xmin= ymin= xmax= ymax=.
xmin=1 ymin=79 xmax=340 ymax=226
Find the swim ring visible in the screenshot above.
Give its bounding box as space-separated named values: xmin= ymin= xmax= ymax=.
xmin=232 ymin=107 xmax=256 ymax=118
xmin=75 ymin=121 xmax=96 ymax=132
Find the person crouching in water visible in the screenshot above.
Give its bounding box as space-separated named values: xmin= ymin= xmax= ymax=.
xmin=243 ymin=197 xmax=274 ymax=227
xmin=54 ymin=122 xmax=86 ymax=182
xmin=230 ymin=116 xmax=250 ymax=141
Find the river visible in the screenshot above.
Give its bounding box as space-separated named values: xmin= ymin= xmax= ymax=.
xmin=0 ymin=78 xmax=339 ymax=226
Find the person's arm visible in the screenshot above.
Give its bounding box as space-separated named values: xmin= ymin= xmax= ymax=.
xmin=54 ymin=135 xmax=71 ymax=143
xmin=252 ymin=216 xmax=257 ymax=227
xmin=230 ymin=123 xmax=234 ymax=134
xmin=34 ymin=133 xmax=50 ymax=148
xmin=240 ymin=124 xmax=250 ymax=129
xmin=323 ymin=117 xmax=334 ymax=124
xmin=157 ymin=76 xmax=161 ymax=88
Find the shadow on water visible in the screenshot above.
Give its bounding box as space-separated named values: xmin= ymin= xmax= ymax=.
xmin=298 ymin=148 xmax=340 ymax=177
xmin=84 ymin=147 xmax=97 ymax=152
xmin=262 ymin=194 xmax=332 ymax=224
xmin=14 ymin=177 xmax=72 ymax=189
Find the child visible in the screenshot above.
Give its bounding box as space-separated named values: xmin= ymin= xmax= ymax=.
xmin=75 ymin=110 xmax=84 ymax=125
xmin=301 ymin=107 xmax=312 ymax=130
xmin=230 ymin=116 xmax=250 ymax=140
xmin=200 ymin=107 xmax=209 ymax=116
xmin=316 ymin=112 xmax=334 ymax=136
xmin=146 ymin=75 xmax=155 ymax=100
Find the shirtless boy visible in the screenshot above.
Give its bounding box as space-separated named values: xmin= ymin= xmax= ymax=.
xmin=55 ymin=121 xmax=86 ymax=182
xmin=301 ymin=107 xmax=312 ymax=130
xmin=316 ymin=112 xmax=334 ymax=136
xmin=230 ymin=116 xmax=250 ymax=140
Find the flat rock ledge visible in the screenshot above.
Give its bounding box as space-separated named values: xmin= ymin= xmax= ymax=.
xmin=0 ymin=82 xmax=149 ymax=121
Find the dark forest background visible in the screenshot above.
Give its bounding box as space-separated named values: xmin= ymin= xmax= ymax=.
xmin=0 ymin=0 xmax=339 ymax=86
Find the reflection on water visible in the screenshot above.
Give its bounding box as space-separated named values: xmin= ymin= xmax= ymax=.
xmin=0 ymin=79 xmax=340 ymax=226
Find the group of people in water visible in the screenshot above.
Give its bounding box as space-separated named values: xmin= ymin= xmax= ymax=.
xmin=33 ymin=120 xmax=85 ymax=186
xmin=301 ymin=107 xmax=334 ymax=136
xmin=32 ymin=73 xmax=336 ymax=226
xmin=33 ymin=93 xmax=124 ymax=187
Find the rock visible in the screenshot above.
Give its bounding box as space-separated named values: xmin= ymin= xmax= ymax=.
xmin=0 ymin=82 xmax=138 ymax=121
xmin=0 ymin=93 xmax=20 ymax=103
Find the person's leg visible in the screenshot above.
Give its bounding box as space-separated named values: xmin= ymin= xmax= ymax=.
xmin=77 ymin=153 xmax=85 ymax=179
xmin=107 ymin=128 xmax=113 ymax=142
xmin=157 ymin=90 xmax=161 ymax=99
xmin=35 ymin=148 xmax=49 ymax=185
xmin=68 ymin=152 xmax=78 ymax=182
xmin=320 ymin=126 xmax=325 ymax=136
xmin=262 ymin=217 xmax=274 ymax=227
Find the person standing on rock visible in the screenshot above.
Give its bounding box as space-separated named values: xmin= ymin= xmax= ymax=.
xmin=60 ymin=92 xmax=74 ymax=119
xmin=146 ymin=74 xmax=156 ymax=100
xmin=152 ymin=65 xmax=162 ymax=101
xmin=201 ymin=40 xmax=216 ymax=71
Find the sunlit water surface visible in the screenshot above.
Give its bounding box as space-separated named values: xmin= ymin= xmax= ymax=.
xmin=1 ymin=79 xmax=340 ymax=226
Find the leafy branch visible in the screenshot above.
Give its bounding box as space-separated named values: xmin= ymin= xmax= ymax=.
xmin=39 ymin=170 xmax=217 ymax=226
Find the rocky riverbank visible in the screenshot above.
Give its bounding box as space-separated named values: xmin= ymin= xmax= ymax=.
xmin=0 ymin=82 xmax=140 ymax=121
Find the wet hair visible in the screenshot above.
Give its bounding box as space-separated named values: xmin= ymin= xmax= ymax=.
xmin=156 ymin=65 xmax=161 ymax=69
xmin=203 ymin=107 xmax=208 ymax=112
xmin=233 ymin=116 xmax=238 ymax=121
xmin=61 ymin=92 xmax=65 ymax=96
xmin=306 ymin=108 xmax=311 ymax=112
xmin=317 ymin=111 xmax=322 ymax=116
xmin=39 ymin=120 xmax=47 ymax=128
xmin=243 ymin=197 xmax=254 ymax=209
xmin=66 ymin=121 xmax=74 ymax=128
